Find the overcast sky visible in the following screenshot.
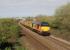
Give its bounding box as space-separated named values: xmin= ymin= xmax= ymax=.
xmin=0 ymin=0 xmax=70 ymax=17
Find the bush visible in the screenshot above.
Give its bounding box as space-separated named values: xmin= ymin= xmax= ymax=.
xmin=0 ymin=18 xmax=21 ymax=43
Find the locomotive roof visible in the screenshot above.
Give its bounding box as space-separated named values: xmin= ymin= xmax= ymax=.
xmin=32 ymin=21 xmax=48 ymax=24
xmin=32 ymin=21 xmax=41 ymax=24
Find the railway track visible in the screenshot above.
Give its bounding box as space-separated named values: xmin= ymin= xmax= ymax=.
xmin=19 ymin=22 xmax=70 ymax=50
xmin=45 ymin=36 xmax=70 ymax=50
xmin=46 ymin=36 xmax=70 ymax=49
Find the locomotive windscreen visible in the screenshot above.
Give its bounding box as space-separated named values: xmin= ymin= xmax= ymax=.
xmin=41 ymin=22 xmax=49 ymax=26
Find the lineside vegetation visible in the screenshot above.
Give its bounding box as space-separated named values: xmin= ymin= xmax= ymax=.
xmin=0 ymin=18 xmax=25 ymax=50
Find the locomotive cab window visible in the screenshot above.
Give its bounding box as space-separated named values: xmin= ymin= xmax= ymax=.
xmin=41 ymin=22 xmax=49 ymax=26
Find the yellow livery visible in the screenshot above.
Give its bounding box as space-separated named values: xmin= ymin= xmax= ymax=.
xmin=41 ymin=26 xmax=50 ymax=31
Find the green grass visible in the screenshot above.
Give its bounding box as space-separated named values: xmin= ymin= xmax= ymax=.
xmin=5 ymin=47 xmax=11 ymax=50
xmin=4 ymin=45 xmax=26 ymax=50
xmin=15 ymin=46 xmax=26 ymax=50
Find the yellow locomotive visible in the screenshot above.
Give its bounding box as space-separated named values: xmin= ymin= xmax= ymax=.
xmin=31 ymin=21 xmax=50 ymax=36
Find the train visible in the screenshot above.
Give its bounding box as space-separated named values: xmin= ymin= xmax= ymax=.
xmin=20 ymin=20 xmax=51 ymax=36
